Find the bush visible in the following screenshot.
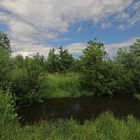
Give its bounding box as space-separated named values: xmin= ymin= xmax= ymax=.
xmin=0 ymin=89 xmax=17 ymax=126
xmin=11 ymin=55 xmax=48 ymax=103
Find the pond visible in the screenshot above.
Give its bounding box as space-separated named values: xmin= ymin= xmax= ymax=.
xmin=18 ymin=95 xmax=140 ymax=125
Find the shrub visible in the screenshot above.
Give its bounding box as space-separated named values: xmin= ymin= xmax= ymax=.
xmin=11 ymin=55 xmax=47 ymax=103
xmin=0 ymin=89 xmax=17 ymax=126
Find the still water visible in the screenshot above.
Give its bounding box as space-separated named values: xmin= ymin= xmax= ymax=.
xmin=18 ymin=95 xmax=140 ymax=125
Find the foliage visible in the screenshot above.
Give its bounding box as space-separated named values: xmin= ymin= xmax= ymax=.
xmin=1 ymin=112 xmax=140 ymax=140
xmin=0 ymin=48 xmax=11 ymax=89
xmin=116 ymin=39 xmax=140 ymax=93
xmin=47 ymin=48 xmax=60 ymax=73
xmin=0 ymin=32 xmax=140 ymax=102
xmin=71 ymin=59 xmax=82 ymax=72
xmin=0 ymin=31 xmax=11 ymax=52
xmin=0 ymin=89 xmax=17 ymax=126
xmin=46 ymin=73 xmax=82 ymax=98
xmin=80 ymin=40 xmax=107 ymax=91
xmin=11 ymin=54 xmax=47 ymax=102
xmin=59 ymin=47 xmax=74 ymax=73
xmin=47 ymin=47 xmax=74 ymax=73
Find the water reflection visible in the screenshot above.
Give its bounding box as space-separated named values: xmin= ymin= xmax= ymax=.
xmin=18 ymin=95 xmax=140 ymax=125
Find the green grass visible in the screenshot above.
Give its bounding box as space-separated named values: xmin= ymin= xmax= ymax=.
xmin=39 ymin=73 xmax=93 ymax=99
xmin=1 ymin=113 xmax=140 ymax=140
xmin=1 ymin=89 xmax=140 ymax=140
xmin=134 ymin=94 xmax=140 ymax=100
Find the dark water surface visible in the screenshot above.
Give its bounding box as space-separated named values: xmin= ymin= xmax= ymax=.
xmin=18 ymin=95 xmax=140 ymax=125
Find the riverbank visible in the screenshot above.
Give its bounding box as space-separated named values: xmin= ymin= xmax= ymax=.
xmin=1 ymin=112 xmax=140 ymax=140
xmin=15 ymin=73 xmax=94 ymax=104
xmin=18 ymin=94 xmax=140 ymax=125
xmin=1 ymin=85 xmax=140 ymax=140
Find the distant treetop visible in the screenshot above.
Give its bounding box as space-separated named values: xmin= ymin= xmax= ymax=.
xmin=0 ymin=31 xmax=11 ymax=52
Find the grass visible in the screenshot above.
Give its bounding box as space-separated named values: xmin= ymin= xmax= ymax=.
xmin=1 ymin=88 xmax=140 ymax=140
xmin=1 ymin=113 xmax=140 ymax=140
xmin=134 ymin=93 xmax=140 ymax=100
xmin=39 ymin=73 xmax=93 ymax=99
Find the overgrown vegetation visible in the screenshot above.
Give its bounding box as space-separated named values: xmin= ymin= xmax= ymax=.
xmin=0 ymin=32 xmax=140 ymax=139
xmin=0 ymin=89 xmax=17 ymax=126
xmin=0 ymin=32 xmax=140 ymax=103
xmin=1 ymin=92 xmax=140 ymax=140
xmin=1 ymin=114 xmax=140 ymax=140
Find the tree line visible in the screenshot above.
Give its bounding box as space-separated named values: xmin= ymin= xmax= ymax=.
xmin=0 ymin=31 xmax=140 ymax=102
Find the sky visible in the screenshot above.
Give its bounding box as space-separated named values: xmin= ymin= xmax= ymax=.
xmin=0 ymin=0 xmax=140 ymax=58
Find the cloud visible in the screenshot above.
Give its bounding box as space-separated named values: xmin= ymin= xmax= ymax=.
xmin=77 ymin=26 xmax=83 ymax=32
xmin=64 ymin=37 xmax=139 ymax=58
xmin=64 ymin=43 xmax=87 ymax=54
xmin=11 ymin=41 xmax=53 ymax=58
xmin=116 ymin=1 xmax=140 ymax=30
xmin=1 ymin=0 xmax=132 ymax=38
xmin=115 ymin=12 xmax=130 ymax=21
xmin=1 ymin=0 xmax=138 ymax=57
xmin=105 ymin=37 xmax=139 ymax=57
xmin=101 ymin=22 xmax=112 ymax=29
xmin=11 ymin=36 xmax=139 ymax=58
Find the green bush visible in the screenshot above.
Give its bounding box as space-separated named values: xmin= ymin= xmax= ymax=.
xmin=10 ymin=55 xmax=48 ymax=103
xmin=0 ymin=89 xmax=17 ymax=126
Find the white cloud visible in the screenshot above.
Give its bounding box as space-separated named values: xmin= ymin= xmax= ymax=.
xmin=77 ymin=26 xmax=83 ymax=32
xmin=0 ymin=0 xmax=137 ymax=57
xmin=11 ymin=41 xmax=53 ymax=58
xmin=115 ymin=12 xmax=130 ymax=20
xmin=105 ymin=37 xmax=139 ymax=57
xmin=64 ymin=43 xmax=87 ymax=54
xmin=116 ymin=1 xmax=140 ymax=30
xmin=64 ymin=37 xmax=139 ymax=58
xmin=101 ymin=22 xmax=112 ymax=29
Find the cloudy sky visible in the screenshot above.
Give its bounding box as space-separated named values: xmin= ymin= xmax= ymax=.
xmin=0 ymin=0 xmax=140 ymax=57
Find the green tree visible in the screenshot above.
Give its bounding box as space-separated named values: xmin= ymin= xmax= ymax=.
xmin=11 ymin=54 xmax=46 ymax=102
xmin=47 ymin=48 xmax=60 ymax=73
xmin=59 ymin=47 xmax=74 ymax=73
xmin=0 ymin=48 xmax=11 ymax=89
xmin=0 ymin=31 xmax=11 ymax=52
xmin=80 ymin=40 xmax=107 ymax=94
xmin=71 ymin=59 xmax=82 ymax=73
xmin=80 ymin=39 xmax=132 ymax=95
xmin=0 ymin=32 xmax=12 ymax=89
xmin=116 ymin=39 xmax=140 ymax=93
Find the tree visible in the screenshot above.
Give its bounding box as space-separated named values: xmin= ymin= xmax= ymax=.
xmin=0 ymin=32 xmax=11 ymax=52
xmin=71 ymin=59 xmax=82 ymax=73
xmin=11 ymin=54 xmax=46 ymax=101
xmin=59 ymin=47 xmax=74 ymax=73
xmin=47 ymin=48 xmax=60 ymax=73
xmin=0 ymin=32 xmax=11 ymax=88
xmin=80 ymin=39 xmax=132 ymax=95
xmin=116 ymin=39 xmax=140 ymax=93
xmin=47 ymin=47 xmax=74 ymax=73
xmin=80 ymin=40 xmax=107 ymax=94
xmin=0 ymin=48 xmax=11 ymax=89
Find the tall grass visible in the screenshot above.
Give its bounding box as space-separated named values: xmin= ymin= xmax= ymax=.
xmin=0 ymin=89 xmax=17 ymax=126
xmin=1 ymin=87 xmax=140 ymax=140
xmin=1 ymin=112 xmax=140 ymax=140
xmin=39 ymin=73 xmax=92 ymax=99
